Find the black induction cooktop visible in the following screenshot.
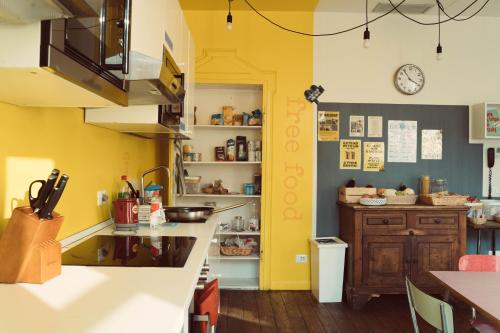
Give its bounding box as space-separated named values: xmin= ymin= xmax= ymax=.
xmin=62 ymin=235 xmax=197 ymax=268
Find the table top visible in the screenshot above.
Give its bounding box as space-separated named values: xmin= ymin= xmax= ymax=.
xmin=467 ymin=220 xmax=500 ymax=230
xmin=430 ymin=271 xmax=500 ymax=326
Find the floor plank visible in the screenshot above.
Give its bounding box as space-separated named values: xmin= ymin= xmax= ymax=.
xmin=219 ymin=291 xmax=474 ymax=333
xmin=255 ymin=291 xmax=278 ymax=333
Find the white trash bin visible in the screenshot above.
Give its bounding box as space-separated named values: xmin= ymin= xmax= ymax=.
xmin=310 ymin=237 xmax=348 ymax=303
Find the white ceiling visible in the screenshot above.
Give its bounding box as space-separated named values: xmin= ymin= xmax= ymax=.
xmin=316 ymin=0 xmax=500 ymax=17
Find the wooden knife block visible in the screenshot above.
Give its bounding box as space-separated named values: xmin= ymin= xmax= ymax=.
xmin=0 ymin=206 xmax=63 ymax=284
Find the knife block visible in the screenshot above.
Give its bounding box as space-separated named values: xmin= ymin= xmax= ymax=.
xmin=0 ymin=206 xmax=63 ymax=284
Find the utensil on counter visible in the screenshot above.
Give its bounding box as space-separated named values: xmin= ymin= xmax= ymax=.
xmin=163 ymin=203 xmax=246 ymax=223
xmin=28 ymin=169 xmax=60 ymax=214
xmin=38 ymin=174 xmax=69 ymax=220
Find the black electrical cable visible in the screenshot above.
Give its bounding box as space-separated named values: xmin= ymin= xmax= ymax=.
xmin=242 ymin=0 xmax=490 ymax=36
xmin=387 ymin=0 xmax=490 ymax=25
xmin=242 ymin=0 xmax=409 ymax=37
xmin=437 ymin=0 xmax=490 ymax=22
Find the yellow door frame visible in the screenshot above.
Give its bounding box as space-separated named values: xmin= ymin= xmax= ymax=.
xmin=195 ymin=48 xmax=276 ymax=290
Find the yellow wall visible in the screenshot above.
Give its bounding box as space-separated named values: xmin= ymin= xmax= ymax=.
xmin=184 ymin=10 xmax=315 ymax=289
xmin=0 ymin=103 xmax=160 ymax=239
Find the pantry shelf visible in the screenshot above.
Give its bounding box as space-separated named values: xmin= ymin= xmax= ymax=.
xmin=178 ymin=194 xmax=261 ymax=198
xmin=209 ymin=253 xmax=260 ymax=260
xmin=184 ymin=161 xmax=261 ymax=165
xmin=194 ymin=125 xmax=261 ymax=130
xmin=217 ymin=231 xmax=261 ymax=236
xmin=218 ymin=277 xmax=259 ymax=290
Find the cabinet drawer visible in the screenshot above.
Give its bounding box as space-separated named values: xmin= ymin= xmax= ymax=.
xmin=414 ymin=213 xmax=458 ymax=231
xmin=362 ymin=213 xmax=406 ymax=233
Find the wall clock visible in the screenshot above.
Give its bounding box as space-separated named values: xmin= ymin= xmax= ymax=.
xmin=394 ymin=64 xmax=425 ymax=95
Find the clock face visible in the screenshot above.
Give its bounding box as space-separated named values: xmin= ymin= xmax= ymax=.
xmin=394 ymin=64 xmax=425 ymax=95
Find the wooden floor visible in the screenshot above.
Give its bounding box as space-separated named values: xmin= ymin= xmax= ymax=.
xmin=215 ymin=290 xmax=473 ymax=333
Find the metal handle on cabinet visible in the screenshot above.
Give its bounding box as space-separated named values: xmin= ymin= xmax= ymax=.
xmin=434 ymin=219 xmax=442 ymax=224
xmin=409 ymin=230 xmax=415 ymax=236
xmin=382 ymin=219 xmax=389 ymax=225
xmin=122 ymin=0 xmax=131 ymax=74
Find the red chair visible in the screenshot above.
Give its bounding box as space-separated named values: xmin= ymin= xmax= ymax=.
xmin=458 ymin=255 xmax=500 ymax=333
xmin=458 ymin=255 xmax=500 ymax=272
xmin=192 ymin=279 xmax=219 ymax=333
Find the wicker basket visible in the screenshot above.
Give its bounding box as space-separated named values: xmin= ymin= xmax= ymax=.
xmin=386 ymin=195 xmax=418 ymax=205
xmin=220 ymin=246 xmax=253 ymax=256
xmin=468 ymin=217 xmax=488 ymax=225
xmin=420 ymin=194 xmax=469 ymax=206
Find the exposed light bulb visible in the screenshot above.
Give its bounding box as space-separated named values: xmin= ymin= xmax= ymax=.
xmin=363 ymin=29 xmax=370 ymax=48
xmin=436 ymin=44 xmax=443 ymax=61
xmin=227 ymin=13 xmax=232 ymax=31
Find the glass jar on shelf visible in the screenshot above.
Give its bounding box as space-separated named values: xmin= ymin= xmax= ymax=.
xmin=248 ymin=202 xmax=259 ymax=231
xmin=430 ymin=178 xmax=448 ymax=194
xmin=231 ymin=216 xmax=245 ymax=232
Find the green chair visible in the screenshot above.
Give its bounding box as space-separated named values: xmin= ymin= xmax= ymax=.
xmin=405 ymin=277 xmax=454 ymax=333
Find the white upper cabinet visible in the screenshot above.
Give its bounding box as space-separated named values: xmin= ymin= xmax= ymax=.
xmin=470 ymin=103 xmax=500 ymax=140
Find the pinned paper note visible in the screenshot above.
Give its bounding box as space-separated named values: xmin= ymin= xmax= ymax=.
xmin=318 ymin=111 xmax=339 ymax=141
xmin=364 ymin=142 xmax=385 ymax=172
xmin=387 ymin=120 xmax=417 ymax=163
xmin=422 ymin=129 xmax=443 ymax=160
xmin=340 ymin=140 xmax=361 ymax=169
xmin=367 ymin=116 xmax=383 ymax=137
xmin=349 ymin=116 xmax=364 ymax=137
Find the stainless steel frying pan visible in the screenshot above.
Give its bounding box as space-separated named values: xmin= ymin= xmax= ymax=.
xmin=163 ymin=203 xmax=246 ymax=222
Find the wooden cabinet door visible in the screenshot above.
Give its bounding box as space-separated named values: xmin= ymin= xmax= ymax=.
xmin=411 ymin=235 xmax=458 ymax=288
xmin=362 ymin=236 xmax=410 ymax=288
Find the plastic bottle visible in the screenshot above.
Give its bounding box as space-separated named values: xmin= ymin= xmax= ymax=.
xmin=118 ymin=175 xmax=131 ymax=199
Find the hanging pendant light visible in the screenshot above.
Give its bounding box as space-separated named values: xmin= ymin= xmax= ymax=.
xmin=363 ymin=0 xmax=370 ymax=48
xmin=227 ymin=0 xmax=233 ymax=32
xmin=436 ymin=2 xmax=443 ymax=60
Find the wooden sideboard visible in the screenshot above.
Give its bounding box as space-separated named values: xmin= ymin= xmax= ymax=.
xmin=338 ymin=203 xmax=468 ymax=309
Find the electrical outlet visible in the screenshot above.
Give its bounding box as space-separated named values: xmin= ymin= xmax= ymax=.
xmin=97 ymin=190 xmax=108 ymax=206
xmin=296 ymin=254 xmax=308 ymax=264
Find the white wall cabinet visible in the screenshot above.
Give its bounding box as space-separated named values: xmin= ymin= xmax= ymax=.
xmin=470 ymin=103 xmax=500 ymax=140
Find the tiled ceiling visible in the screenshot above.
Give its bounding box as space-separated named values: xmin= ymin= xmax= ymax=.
xmin=180 ymin=0 xmax=499 ymax=16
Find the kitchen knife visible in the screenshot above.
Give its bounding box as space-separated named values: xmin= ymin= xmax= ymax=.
xmin=32 ymin=169 xmax=60 ymax=214
xmin=39 ymin=174 xmax=69 ymax=220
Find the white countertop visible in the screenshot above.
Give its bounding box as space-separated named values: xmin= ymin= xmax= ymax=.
xmin=0 ymin=216 xmax=218 ymax=333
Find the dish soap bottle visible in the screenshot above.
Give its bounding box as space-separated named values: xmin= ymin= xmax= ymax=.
xmin=118 ymin=175 xmax=131 ymax=199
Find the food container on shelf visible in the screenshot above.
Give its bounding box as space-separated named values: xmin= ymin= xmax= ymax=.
xmin=430 ymin=178 xmax=448 ymax=194
xmin=185 ymin=176 xmax=202 ymax=194
xmin=243 ymin=183 xmax=256 ymax=195
xmin=481 ymin=199 xmax=500 ymax=220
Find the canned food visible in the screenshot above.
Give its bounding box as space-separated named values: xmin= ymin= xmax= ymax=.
xmin=183 ymin=153 xmax=192 ymax=162
xmin=192 ymin=153 xmax=202 ymax=162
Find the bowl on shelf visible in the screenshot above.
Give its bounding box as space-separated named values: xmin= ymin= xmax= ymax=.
xmin=359 ymin=197 xmax=387 ymax=206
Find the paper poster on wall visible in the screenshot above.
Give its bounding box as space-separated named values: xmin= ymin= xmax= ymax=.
xmin=349 ymin=116 xmax=364 ymax=137
xmin=367 ymin=116 xmax=383 ymax=137
xmin=421 ymin=129 xmax=443 ymax=160
xmin=340 ymin=140 xmax=361 ymax=169
xmin=318 ymin=111 xmax=339 ymax=141
xmin=387 ymin=120 xmax=417 ymax=163
xmin=363 ymin=142 xmax=385 ymax=172
xmin=486 ymin=108 xmax=500 ymax=137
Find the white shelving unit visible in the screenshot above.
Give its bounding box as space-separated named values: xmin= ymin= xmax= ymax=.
xmin=176 ymin=83 xmax=263 ymax=290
